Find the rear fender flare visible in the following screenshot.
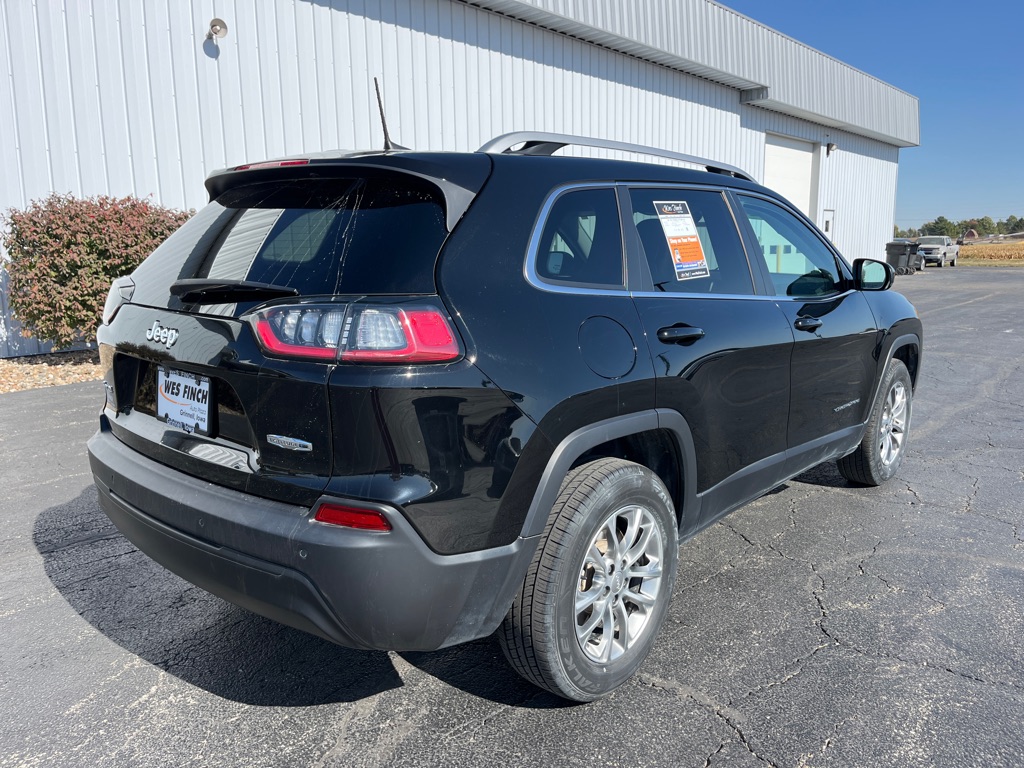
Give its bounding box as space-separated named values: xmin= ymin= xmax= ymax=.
xmin=519 ymin=409 xmax=699 ymax=538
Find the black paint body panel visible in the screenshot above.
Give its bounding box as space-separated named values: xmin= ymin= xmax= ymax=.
xmin=88 ymin=149 xmax=924 ymax=651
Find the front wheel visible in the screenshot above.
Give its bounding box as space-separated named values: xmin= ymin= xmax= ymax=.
xmin=838 ymin=359 xmax=913 ymax=486
xmin=499 ymin=459 xmax=679 ymax=701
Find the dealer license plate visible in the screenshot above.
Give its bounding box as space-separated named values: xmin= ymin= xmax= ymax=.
xmin=157 ymin=368 xmax=212 ymax=436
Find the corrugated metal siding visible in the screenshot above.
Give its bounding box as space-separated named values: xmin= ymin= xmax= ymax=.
xmin=746 ymin=109 xmax=899 ymax=263
xmin=1 ymin=0 xmax=903 ymax=356
xmin=0 ymin=268 xmax=52 ymax=358
xmin=469 ymin=0 xmax=920 ymax=147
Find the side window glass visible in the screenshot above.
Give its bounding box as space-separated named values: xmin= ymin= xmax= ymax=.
xmin=737 ymin=196 xmax=842 ymax=297
xmin=628 ymin=189 xmax=752 ymax=295
xmin=536 ymin=188 xmax=624 ymax=287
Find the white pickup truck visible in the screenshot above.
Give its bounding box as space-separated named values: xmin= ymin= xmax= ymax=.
xmin=917 ymin=236 xmax=959 ymax=268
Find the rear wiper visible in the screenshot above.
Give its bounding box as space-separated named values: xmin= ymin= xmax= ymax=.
xmin=169 ymin=279 xmax=299 ymax=304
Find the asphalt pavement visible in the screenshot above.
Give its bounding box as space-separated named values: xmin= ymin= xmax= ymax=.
xmin=1 ymin=266 xmax=1022 ymax=768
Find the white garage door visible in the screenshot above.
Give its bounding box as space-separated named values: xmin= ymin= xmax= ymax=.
xmin=763 ymin=134 xmax=817 ymax=219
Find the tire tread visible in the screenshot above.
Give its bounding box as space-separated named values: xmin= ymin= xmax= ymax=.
xmin=498 ymin=458 xmax=660 ymax=699
xmin=837 ymin=359 xmax=912 ymax=486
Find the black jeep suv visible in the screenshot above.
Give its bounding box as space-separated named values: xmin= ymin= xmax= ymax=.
xmin=88 ymin=133 xmax=922 ymax=701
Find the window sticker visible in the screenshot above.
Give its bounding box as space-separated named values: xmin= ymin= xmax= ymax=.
xmin=653 ymin=201 xmax=710 ymax=280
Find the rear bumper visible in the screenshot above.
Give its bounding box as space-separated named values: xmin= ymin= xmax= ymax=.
xmin=88 ymin=419 xmax=538 ymax=651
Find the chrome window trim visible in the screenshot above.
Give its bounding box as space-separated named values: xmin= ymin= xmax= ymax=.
xmin=628 ymin=287 xmax=858 ymax=302
xmin=524 ymin=181 xmax=855 ymax=300
xmin=628 ymin=290 xmax=779 ymax=301
xmin=526 ymin=181 xmax=768 ymax=299
xmin=771 ymin=288 xmax=858 ymax=304
xmin=524 ymin=182 xmax=632 ymax=297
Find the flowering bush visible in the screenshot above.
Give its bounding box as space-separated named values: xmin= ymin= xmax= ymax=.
xmin=2 ymin=194 xmax=192 ymax=347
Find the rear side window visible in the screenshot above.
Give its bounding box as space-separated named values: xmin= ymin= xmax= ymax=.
xmin=131 ymin=175 xmax=448 ymax=313
xmin=628 ymin=188 xmax=753 ymax=295
xmin=737 ymin=196 xmax=842 ymax=298
xmin=535 ymin=188 xmax=624 ymax=288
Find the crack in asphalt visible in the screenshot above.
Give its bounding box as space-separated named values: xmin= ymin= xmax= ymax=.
xmin=35 ymin=528 xmax=122 ymax=555
xmin=964 ymin=476 xmax=981 ymax=514
xmin=713 ymin=521 xmax=1023 ymax=699
xmin=635 ymin=674 xmax=782 ymax=768
xmin=797 ymin=716 xmax=856 ymax=767
xmin=701 ymin=742 xmax=726 ymax=768
xmin=904 ymin=482 xmax=923 ymax=504
xmin=834 ymin=642 xmax=1024 ymax=693
xmin=673 ymin=559 xmax=746 ymax=595
xmin=955 ymin=477 xmax=1024 ymax=546
xmin=733 ymin=642 xmax=831 ymax=706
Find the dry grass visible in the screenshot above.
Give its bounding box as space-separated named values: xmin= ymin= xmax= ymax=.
xmin=960 ymin=242 xmax=1024 ymax=264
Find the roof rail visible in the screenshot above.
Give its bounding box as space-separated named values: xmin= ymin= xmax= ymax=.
xmin=478 ymin=131 xmax=752 ymax=181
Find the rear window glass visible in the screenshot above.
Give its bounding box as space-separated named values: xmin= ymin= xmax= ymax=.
xmin=130 ymin=175 xmax=448 ymax=313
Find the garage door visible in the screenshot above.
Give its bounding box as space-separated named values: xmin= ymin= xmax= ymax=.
xmin=763 ymin=134 xmax=817 ymax=219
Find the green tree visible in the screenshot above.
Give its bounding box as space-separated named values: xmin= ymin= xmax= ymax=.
xmin=976 ymin=216 xmax=996 ymax=236
xmin=921 ymin=216 xmax=958 ymax=238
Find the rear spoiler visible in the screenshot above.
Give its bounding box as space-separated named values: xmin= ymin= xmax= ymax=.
xmin=204 ymin=153 xmax=492 ymax=232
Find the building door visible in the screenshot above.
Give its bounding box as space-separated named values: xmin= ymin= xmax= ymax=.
xmin=821 ymin=209 xmax=836 ymax=242
xmin=763 ymin=134 xmax=818 ymax=220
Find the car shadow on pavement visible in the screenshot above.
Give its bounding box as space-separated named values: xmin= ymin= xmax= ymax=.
xmin=34 ymin=485 xmax=562 ymax=708
xmin=792 ymin=460 xmax=856 ymax=488
xmin=397 ymin=644 xmax=573 ymax=709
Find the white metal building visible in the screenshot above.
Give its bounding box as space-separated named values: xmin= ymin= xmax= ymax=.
xmin=0 ymin=0 xmax=919 ymax=357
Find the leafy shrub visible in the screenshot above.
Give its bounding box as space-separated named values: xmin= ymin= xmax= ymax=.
xmin=2 ymin=194 xmax=192 ymax=347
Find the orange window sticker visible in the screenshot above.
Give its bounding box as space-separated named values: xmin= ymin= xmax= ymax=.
xmin=653 ymin=201 xmax=710 ymax=281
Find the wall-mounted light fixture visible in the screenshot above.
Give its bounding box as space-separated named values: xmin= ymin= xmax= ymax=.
xmin=206 ymin=18 xmax=228 ymax=41
xmin=826 ymin=142 xmax=838 ymax=157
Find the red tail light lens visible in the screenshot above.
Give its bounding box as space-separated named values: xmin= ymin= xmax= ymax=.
xmin=254 ymin=307 xmax=344 ymax=360
xmin=250 ymin=304 xmax=461 ymax=363
xmin=314 ymin=503 xmax=392 ymax=531
xmin=340 ymin=308 xmax=460 ymax=362
xmin=234 ymin=159 xmax=310 ymax=171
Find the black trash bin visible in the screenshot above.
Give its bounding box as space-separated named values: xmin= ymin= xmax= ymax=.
xmin=885 ymin=241 xmax=917 ymax=274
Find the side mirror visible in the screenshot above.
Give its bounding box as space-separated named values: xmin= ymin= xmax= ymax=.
xmin=854 ymin=258 xmax=894 ymax=291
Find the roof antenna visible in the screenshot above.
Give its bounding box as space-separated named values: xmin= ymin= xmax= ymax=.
xmin=373 ymin=77 xmax=407 ymax=151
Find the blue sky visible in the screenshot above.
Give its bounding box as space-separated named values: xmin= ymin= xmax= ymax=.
xmin=720 ymin=1 xmax=1024 ymax=228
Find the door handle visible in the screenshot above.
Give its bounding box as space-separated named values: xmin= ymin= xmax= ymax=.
xmin=657 ymin=326 xmax=705 ymax=344
xmin=794 ymin=316 xmax=823 ymax=332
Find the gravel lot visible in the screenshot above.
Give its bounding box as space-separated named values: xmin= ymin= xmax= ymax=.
xmin=1 ymin=267 xmax=1022 ymax=767
xmin=0 ymin=349 xmax=101 ymax=393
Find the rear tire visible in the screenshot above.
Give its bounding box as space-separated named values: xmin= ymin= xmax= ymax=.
xmin=499 ymin=459 xmax=678 ymax=701
xmin=838 ymin=359 xmax=913 ymax=486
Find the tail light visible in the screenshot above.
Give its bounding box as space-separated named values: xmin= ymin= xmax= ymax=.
xmin=234 ymin=159 xmax=311 ymax=171
xmin=250 ymin=303 xmax=461 ymax=363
